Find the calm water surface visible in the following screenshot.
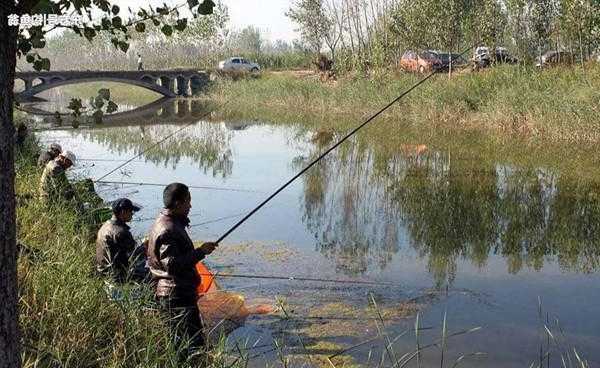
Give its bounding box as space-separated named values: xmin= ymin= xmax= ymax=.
xmin=32 ymin=96 xmax=600 ymax=367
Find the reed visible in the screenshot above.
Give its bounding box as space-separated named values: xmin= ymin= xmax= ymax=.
xmin=208 ymin=64 xmax=600 ymax=144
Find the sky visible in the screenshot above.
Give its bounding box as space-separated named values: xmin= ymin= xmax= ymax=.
xmin=106 ymin=0 xmax=299 ymax=42
xmin=221 ymin=0 xmax=298 ymax=42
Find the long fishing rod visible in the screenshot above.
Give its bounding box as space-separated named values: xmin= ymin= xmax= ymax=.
xmin=94 ymin=99 xmax=231 ymax=183
xmin=95 ymin=180 xmax=261 ymax=193
xmin=215 ymin=50 xmax=471 ymax=244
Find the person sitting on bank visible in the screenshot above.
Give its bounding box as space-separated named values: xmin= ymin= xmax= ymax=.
xmin=14 ymin=122 xmax=29 ymax=148
xmin=147 ymin=183 xmax=218 ymax=356
xmin=38 ymin=151 xmax=77 ymax=204
xmin=96 ymin=198 xmax=141 ymax=283
xmin=38 ymin=143 xmax=62 ymax=167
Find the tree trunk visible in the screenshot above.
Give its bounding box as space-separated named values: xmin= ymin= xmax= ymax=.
xmin=0 ymin=2 xmax=21 ymax=368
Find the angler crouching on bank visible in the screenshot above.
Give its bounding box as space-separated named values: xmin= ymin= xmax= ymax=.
xmin=38 ymin=143 xmax=62 ymax=167
xmin=96 ymin=198 xmax=140 ymax=283
xmin=38 ymin=151 xmax=77 ymax=205
xmin=147 ymin=183 xmax=218 ymax=357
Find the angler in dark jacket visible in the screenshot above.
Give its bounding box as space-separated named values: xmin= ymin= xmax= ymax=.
xmin=96 ymin=198 xmax=140 ymax=283
xmin=147 ymin=183 xmax=218 ymax=354
xmin=38 ymin=143 xmax=62 ymax=167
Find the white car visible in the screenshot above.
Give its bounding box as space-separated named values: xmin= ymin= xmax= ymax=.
xmin=217 ymin=57 xmax=261 ymax=73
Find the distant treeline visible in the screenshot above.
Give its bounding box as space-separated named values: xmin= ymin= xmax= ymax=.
xmin=288 ymin=0 xmax=600 ymax=70
xmin=18 ymin=0 xmax=600 ymax=72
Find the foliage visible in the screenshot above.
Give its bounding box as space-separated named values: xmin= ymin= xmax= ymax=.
xmin=14 ymin=141 xmax=244 ymax=367
xmin=286 ymin=0 xmax=332 ymax=53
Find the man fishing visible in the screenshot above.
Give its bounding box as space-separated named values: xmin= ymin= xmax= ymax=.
xmin=38 ymin=151 xmax=77 ymax=204
xmin=37 ymin=143 xmax=62 ymax=167
xmin=147 ymin=183 xmax=218 ymax=356
xmin=95 ymin=198 xmax=140 ymax=283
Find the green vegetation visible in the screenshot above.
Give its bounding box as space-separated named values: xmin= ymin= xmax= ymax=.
xmin=14 ymin=140 xmax=240 ymax=368
xmin=209 ymin=64 xmax=600 ymax=145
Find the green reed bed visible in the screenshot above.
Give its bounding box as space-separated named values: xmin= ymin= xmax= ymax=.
xmin=209 ymin=64 xmax=600 ymax=144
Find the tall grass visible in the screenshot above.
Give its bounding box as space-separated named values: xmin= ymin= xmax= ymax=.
xmin=208 ymin=64 xmax=600 ymax=144
xmin=15 ymin=139 xmax=240 ymax=368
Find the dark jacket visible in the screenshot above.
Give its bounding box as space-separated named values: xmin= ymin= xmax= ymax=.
xmin=147 ymin=209 xmax=205 ymax=303
xmin=38 ymin=150 xmax=58 ymax=167
xmin=96 ymin=216 xmax=136 ymax=282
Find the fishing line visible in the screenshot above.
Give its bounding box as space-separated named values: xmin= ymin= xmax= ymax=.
xmin=215 ymin=50 xmax=471 ymax=245
xmin=188 ymin=204 xmax=278 ymax=228
xmin=95 ymin=180 xmax=261 ymax=193
xmin=197 ymin=272 xmax=402 ymax=288
xmin=78 ymin=158 xmax=147 ymax=162
xmin=93 ymin=99 xmax=231 ymax=182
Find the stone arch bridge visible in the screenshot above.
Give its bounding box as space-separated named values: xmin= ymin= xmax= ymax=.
xmin=15 ymin=69 xmax=210 ymax=100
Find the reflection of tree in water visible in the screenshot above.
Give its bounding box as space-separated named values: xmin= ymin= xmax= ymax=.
xmin=392 ymin=154 xmax=600 ymax=286
xmin=392 ymin=153 xmax=499 ymax=287
xmin=297 ymin=133 xmax=600 ymax=284
xmin=295 ymin=139 xmax=402 ymax=276
xmin=80 ymin=122 xmax=234 ymax=178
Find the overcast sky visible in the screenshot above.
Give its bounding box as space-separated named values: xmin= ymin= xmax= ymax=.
xmin=106 ymin=0 xmax=299 ymax=42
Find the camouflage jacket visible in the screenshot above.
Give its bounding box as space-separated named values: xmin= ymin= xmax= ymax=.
xmin=37 ymin=150 xmax=58 ymax=167
xmin=38 ymin=160 xmax=75 ymax=202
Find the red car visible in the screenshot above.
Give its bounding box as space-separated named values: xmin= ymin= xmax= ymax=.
xmin=400 ymin=50 xmax=444 ymax=73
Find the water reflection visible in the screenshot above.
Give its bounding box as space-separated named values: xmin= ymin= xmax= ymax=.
xmin=79 ymin=121 xmax=234 ymax=176
xmin=296 ymin=136 xmax=600 ymax=283
xmin=26 ymin=98 xmax=216 ymax=126
xmin=295 ymin=139 xmax=402 ymax=275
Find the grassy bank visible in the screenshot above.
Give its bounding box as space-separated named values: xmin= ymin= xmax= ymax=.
xmin=209 ymin=64 xmax=600 ymax=144
xmin=14 ymin=140 xmax=234 ymax=368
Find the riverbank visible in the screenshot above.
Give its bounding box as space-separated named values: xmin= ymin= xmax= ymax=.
xmin=14 ymin=140 xmax=233 ymax=367
xmin=209 ymin=64 xmax=600 ymax=144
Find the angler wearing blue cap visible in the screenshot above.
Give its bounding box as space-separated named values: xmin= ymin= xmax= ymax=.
xmin=95 ymin=198 xmax=141 ymax=283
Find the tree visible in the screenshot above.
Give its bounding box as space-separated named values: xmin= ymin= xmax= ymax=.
xmin=236 ymin=26 xmax=263 ymax=56
xmin=0 ymin=1 xmax=215 ymax=367
xmin=530 ymin=0 xmax=557 ymax=60
xmin=286 ymin=0 xmax=331 ymax=54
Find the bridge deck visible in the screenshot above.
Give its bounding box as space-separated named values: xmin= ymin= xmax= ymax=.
xmin=16 ymin=69 xmax=209 ymax=78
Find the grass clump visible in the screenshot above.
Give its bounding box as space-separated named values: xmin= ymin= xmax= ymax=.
xmin=208 ymin=65 xmax=600 ymax=144
xmin=14 ymin=136 xmax=240 ymax=368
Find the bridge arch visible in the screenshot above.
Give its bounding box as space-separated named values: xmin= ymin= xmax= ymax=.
xmin=176 ymin=75 xmax=190 ymax=96
xmin=190 ymin=74 xmax=206 ymax=95
xmin=19 ymin=76 xmax=176 ymax=98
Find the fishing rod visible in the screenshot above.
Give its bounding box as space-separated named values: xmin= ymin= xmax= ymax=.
xmin=95 ymin=180 xmax=261 ymax=193
xmin=93 ymin=99 xmax=231 ymax=182
xmin=78 ymin=158 xmax=146 ymax=162
xmin=215 ymin=49 xmax=471 ymax=244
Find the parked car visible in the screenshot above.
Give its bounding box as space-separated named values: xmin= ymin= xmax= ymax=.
xmin=400 ymin=50 xmax=444 ymax=74
xmin=438 ymin=52 xmax=468 ymax=69
xmin=401 ymin=50 xmax=466 ymax=73
xmin=217 ymin=57 xmax=261 ymax=73
xmin=472 ymin=46 xmax=517 ymax=70
xmin=535 ymin=51 xmax=574 ymax=67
